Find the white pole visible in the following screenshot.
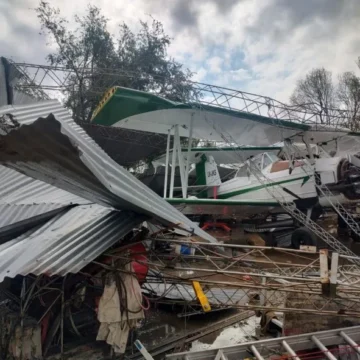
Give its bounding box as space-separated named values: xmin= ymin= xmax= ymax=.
xmin=175 ymin=127 xmax=186 ymax=198
xmin=184 ymin=114 xmax=194 ymax=198
xmin=330 ymin=252 xmax=339 ymax=285
xmin=169 ymin=125 xmax=178 ymax=198
xmin=163 ymin=129 xmax=171 ymax=198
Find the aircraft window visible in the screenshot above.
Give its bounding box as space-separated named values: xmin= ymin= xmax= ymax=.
xmin=262 ymin=153 xmax=273 ymax=169
xmin=250 ymin=154 xmax=262 ymax=170
xmin=236 ymin=165 xmax=249 ymax=177
xmin=267 ymin=153 xmax=279 ymax=162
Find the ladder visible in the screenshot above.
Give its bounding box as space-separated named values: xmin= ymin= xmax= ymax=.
xmin=166 ymin=325 xmax=360 ymax=360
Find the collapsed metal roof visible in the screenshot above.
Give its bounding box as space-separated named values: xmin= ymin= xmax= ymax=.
xmin=0 ymin=57 xmax=170 ymax=168
xmin=0 ymin=205 xmax=145 ymax=281
xmin=0 ymin=165 xmax=90 ymax=242
xmin=0 ymin=100 xmax=217 ymax=243
xmin=0 ymin=165 xmax=89 ymax=205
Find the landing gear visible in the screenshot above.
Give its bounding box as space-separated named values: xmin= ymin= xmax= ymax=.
xmin=337 ymin=213 xmax=360 ymax=242
xmin=291 ymin=227 xmax=317 ymax=249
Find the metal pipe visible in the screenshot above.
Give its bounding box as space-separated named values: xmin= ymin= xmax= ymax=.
xmin=175 ymin=127 xmax=186 ymax=198
xmin=163 ymin=129 xmax=171 ymax=198
xmin=339 ymin=254 xmax=360 ymax=260
xmin=330 ymin=252 xmax=339 ymax=288
xmin=184 ymin=115 xmax=194 ymax=198
xmin=215 ymin=350 xmax=228 ymax=360
xmin=170 ymin=125 xmax=178 ymax=198
xmin=150 ymin=264 xmax=321 ymax=282
xmin=37 ymin=293 xmax=61 ymax=324
xmin=150 ymin=253 xmax=319 ymax=269
xmin=260 ymin=277 xmax=266 ymax=306
xmin=150 ymin=298 xmax=360 ymax=317
xmin=255 ymin=219 xmax=294 ymax=229
xmin=311 ymin=335 xmax=337 ymax=360
xmin=282 ymin=340 xmax=300 ymax=360
xmin=153 ymin=237 xmax=320 ymax=255
xmin=250 ymin=345 xmax=265 ymax=360
xmin=340 ymin=331 xmax=360 ymax=354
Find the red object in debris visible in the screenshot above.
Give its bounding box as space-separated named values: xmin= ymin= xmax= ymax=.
xmin=213 ymin=186 xmax=218 ymax=199
xmin=128 ymin=243 xmax=148 ymax=284
xmin=41 ymin=313 xmax=50 ymax=346
xmin=201 ymin=222 xmax=231 ymax=233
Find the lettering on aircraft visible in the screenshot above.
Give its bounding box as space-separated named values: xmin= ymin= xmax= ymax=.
xmin=207 ymin=170 xmax=217 ymax=177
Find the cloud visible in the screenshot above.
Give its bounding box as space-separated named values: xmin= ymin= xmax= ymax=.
xmin=230 ymin=68 xmax=252 ymax=81
xmin=240 ymin=0 xmax=360 ymax=101
xmin=193 ymin=67 xmax=207 ymax=82
xmin=1 ymin=0 xmax=360 ymax=105
xmin=207 ymin=57 xmax=223 ymax=74
xmin=0 ymin=0 xmax=49 ymax=63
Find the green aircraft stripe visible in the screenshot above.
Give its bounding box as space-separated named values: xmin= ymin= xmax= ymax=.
xmin=217 ymin=176 xmax=309 ymax=199
xmin=91 ymin=87 xmax=310 ymax=131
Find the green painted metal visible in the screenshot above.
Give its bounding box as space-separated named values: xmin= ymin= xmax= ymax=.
xmin=217 ymin=176 xmax=308 ymax=199
xmin=91 ymin=87 xmax=310 ymax=131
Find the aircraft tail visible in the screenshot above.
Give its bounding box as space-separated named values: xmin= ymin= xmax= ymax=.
xmin=195 ymin=154 xmax=222 ymax=195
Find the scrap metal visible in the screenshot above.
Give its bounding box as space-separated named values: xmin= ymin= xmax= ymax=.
xmin=0 ymin=204 xmax=145 ymax=281
xmin=166 ymin=325 xmax=360 ymax=360
xmin=0 ymin=100 xmax=217 ymax=243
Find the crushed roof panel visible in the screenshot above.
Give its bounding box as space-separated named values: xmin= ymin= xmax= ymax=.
xmin=0 ymin=100 xmax=217 ymax=243
xmin=0 ymin=165 xmax=90 ymax=240
xmin=0 ymin=205 xmax=145 ymax=281
xmin=0 ymin=165 xmax=89 ymax=205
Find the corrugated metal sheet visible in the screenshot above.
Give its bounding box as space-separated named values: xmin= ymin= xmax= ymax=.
xmin=0 ymin=165 xmax=89 ymax=239
xmin=0 ymin=100 xmax=217 ymax=243
xmin=0 ymin=205 xmax=145 ymax=281
xmin=0 ymin=204 xmax=68 ymax=244
xmin=0 ymin=203 xmax=65 ymax=228
xmin=0 ymin=165 xmax=89 ymax=205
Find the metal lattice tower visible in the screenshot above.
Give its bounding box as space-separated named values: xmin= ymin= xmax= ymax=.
xmin=7 ymin=60 xmax=352 ymax=129
xmin=109 ymin=240 xmax=360 ymax=317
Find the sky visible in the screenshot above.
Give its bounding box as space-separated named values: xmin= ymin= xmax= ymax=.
xmin=1 ymin=0 xmax=360 ymax=102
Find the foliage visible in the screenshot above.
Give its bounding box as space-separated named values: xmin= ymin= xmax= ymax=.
xmin=291 ymin=64 xmax=360 ymax=129
xmin=36 ymin=1 xmax=194 ymax=122
xmin=337 ymin=72 xmax=360 ymax=130
xmin=290 ymin=68 xmax=335 ymax=124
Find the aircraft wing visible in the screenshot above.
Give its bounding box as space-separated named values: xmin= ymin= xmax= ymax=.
xmin=91 ymin=87 xmax=309 ymax=146
xmin=289 ymin=124 xmax=360 ymax=147
xmin=91 ymin=86 xmax=360 ymax=150
xmin=167 ymin=198 xmax=282 ymax=217
xmin=153 ymin=146 xmax=282 ymax=166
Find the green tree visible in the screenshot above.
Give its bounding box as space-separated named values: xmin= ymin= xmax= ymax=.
xmin=36 ymin=1 xmax=194 ymax=122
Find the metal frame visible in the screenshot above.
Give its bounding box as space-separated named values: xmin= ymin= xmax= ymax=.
xmin=166 ymin=325 xmax=360 ymax=360
xmin=104 ymin=239 xmax=360 ymax=317
xmin=165 ymin=121 xmax=194 ymax=199
xmin=8 ymin=61 xmax=351 ymax=129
